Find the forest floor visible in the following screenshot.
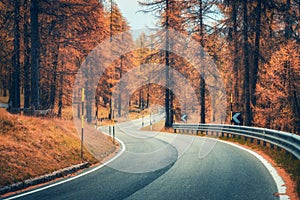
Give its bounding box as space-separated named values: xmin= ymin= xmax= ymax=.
xmin=0 ymin=108 xmax=117 ymax=189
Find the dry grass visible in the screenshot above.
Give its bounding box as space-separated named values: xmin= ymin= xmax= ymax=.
xmin=0 ymin=94 xmax=9 ymax=104
xmin=0 ymin=90 xmax=23 ymax=106
xmin=94 ymin=105 xmax=153 ymax=126
xmin=141 ymin=120 xmax=165 ymax=131
xmin=0 ymin=108 xmax=116 ymax=188
xmin=141 ymin=120 xmax=175 ymax=133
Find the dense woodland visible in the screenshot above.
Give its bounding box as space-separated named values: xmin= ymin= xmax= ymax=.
xmin=0 ymin=0 xmax=299 ymax=133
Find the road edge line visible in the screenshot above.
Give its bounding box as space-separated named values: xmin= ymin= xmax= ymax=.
xmin=4 ymin=130 xmax=126 ymax=200
xmin=218 ymin=139 xmax=290 ymax=200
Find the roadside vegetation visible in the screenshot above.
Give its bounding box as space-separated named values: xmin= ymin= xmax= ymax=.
xmin=0 ymin=108 xmax=116 ymax=188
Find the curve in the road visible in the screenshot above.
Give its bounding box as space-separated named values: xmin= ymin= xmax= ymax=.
xmin=4 ymin=116 xmax=288 ymax=200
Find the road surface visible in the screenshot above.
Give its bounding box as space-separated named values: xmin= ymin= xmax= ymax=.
xmin=5 ymin=113 xmax=279 ymax=200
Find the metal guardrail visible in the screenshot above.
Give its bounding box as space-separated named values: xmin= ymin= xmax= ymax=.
xmin=173 ymin=123 xmax=300 ymax=159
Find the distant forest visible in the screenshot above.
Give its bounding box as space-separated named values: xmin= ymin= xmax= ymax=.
xmin=0 ymin=0 xmax=299 ymax=133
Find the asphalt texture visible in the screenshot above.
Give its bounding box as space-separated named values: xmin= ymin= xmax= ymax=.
xmin=5 ymin=114 xmax=279 ymax=200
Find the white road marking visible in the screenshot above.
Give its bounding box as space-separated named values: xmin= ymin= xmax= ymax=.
xmin=4 ymin=132 xmax=126 ymax=200
xmin=4 ymin=122 xmax=289 ymax=200
xmin=218 ymin=139 xmax=290 ymax=200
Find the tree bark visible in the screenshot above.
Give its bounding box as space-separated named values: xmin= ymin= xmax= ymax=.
xmin=232 ymin=1 xmax=240 ymax=112
xmin=251 ymin=0 xmax=262 ymax=110
xmin=199 ymin=0 xmax=205 ymax=124
xmin=11 ymin=0 xmax=21 ymax=113
xmin=30 ymin=0 xmax=40 ymax=109
xmin=57 ymin=74 xmax=63 ymax=118
xmin=164 ymin=0 xmax=173 ymax=128
xmin=284 ymin=0 xmax=293 ymax=39
xmin=118 ymin=55 xmax=123 ymax=117
xmin=243 ymin=0 xmax=252 ymax=126
xmin=23 ymin=0 xmax=31 ymax=112
xmin=50 ymin=41 xmax=60 ymax=108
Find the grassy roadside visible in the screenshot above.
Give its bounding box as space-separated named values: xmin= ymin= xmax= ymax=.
xmin=141 ymin=119 xmax=175 ymax=133
xmin=0 ymin=108 xmax=115 ymax=188
xmin=141 ymin=120 xmax=165 ymax=131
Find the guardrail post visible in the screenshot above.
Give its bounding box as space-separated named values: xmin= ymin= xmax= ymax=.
xmin=270 ymin=144 xmax=274 ymax=149
xmin=244 ymin=136 xmax=247 ymax=141
xmin=250 ymin=138 xmax=254 ymax=143
xmin=263 ymin=141 xmax=266 ymax=147
xmin=222 ymin=132 xmax=224 ymax=137
xmin=257 ymin=139 xmax=261 ymax=145
xmin=226 ymin=133 xmax=229 ymax=139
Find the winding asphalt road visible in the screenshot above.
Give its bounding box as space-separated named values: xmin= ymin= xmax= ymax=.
xmin=5 ymin=113 xmax=280 ymax=200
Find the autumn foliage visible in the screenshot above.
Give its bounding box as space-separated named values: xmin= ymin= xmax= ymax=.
xmin=255 ymin=41 xmax=299 ymax=133
xmin=0 ymin=0 xmax=299 ymax=133
xmin=0 ymin=108 xmax=100 ymax=187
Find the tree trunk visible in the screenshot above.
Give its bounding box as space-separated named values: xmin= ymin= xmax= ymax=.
xmin=164 ymin=0 xmax=173 ymax=128
xmin=243 ymin=0 xmax=252 ymax=126
xmin=146 ymin=84 xmax=150 ymax=108
xmin=11 ymin=0 xmax=21 ymax=114
xmin=57 ymin=75 xmax=63 ymax=118
xmin=30 ymin=0 xmax=40 ymax=109
xmin=118 ymin=55 xmax=123 ymax=117
xmin=109 ymin=98 xmax=112 ymax=120
xmin=139 ymin=89 xmax=142 ymax=110
xmin=284 ymin=0 xmax=293 ymax=39
xmin=3 ymin=77 xmax=7 ymax=97
xmin=251 ymin=0 xmax=262 ymax=110
xmin=199 ymin=0 xmax=205 ymax=124
xmin=23 ymin=0 xmax=31 ymax=112
xmin=50 ymin=41 xmax=60 ymax=108
xmin=232 ymin=2 xmax=240 ymax=112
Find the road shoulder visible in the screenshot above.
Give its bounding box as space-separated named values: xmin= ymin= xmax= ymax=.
xmin=219 ymin=139 xmax=298 ymax=200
